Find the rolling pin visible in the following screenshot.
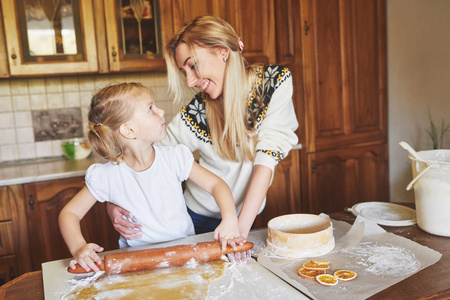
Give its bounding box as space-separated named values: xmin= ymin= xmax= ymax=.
xmin=68 ymin=241 xmax=254 ymax=275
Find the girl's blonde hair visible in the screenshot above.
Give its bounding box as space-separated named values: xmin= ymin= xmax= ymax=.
xmin=87 ymin=82 xmax=151 ymax=163
xmin=165 ymin=15 xmax=259 ymax=162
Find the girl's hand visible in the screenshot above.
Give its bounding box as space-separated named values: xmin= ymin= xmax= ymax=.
xmin=213 ymin=219 xmax=246 ymax=251
xmin=69 ymin=243 xmax=104 ymax=272
xmin=106 ymin=202 xmax=143 ymax=239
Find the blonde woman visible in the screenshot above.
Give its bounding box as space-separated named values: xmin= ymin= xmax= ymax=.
xmin=59 ymin=82 xmax=243 ymax=272
xmin=108 ymin=16 xmax=298 ymax=260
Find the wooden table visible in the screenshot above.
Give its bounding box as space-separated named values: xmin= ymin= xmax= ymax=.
xmin=1 ymin=206 xmax=449 ymax=300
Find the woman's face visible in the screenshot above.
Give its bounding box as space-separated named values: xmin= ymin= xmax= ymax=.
xmin=175 ymin=42 xmax=228 ymax=100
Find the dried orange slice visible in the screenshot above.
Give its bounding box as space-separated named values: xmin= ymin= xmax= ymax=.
xmin=297 ymin=267 xmax=326 ymax=279
xmin=316 ymin=274 xmax=338 ymax=286
xmin=334 ymin=270 xmax=357 ymax=281
xmin=303 ymin=262 xmax=330 ymax=271
xmin=310 ymin=258 xmax=330 ymax=265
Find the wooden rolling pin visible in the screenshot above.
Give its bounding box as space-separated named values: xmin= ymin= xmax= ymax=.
xmin=68 ymin=241 xmax=254 ymax=275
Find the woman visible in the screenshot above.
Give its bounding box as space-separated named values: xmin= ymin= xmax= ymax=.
xmin=107 ymin=15 xmax=298 ymax=250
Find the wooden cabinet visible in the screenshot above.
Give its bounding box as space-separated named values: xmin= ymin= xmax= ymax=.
xmin=170 ymin=0 xmax=276 ymax=65
xmin=1 ymin=0 xmax=98 ymax=76
xmin=0 ymin=185 xmax=30 ymax=285
xmin=0 ymin=0 xmax=175 ymax=77
xmin=299 ymin=0 xmax=389 ymax=213
xmin=99 ymin=0 xmax=174 ymax=73
xmin=23 ymin=177 xmax=120 ymax=271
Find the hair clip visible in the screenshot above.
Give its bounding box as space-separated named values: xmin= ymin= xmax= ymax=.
xmin=238 ymin=37 xmax=244 ymax=52
xmin=96 ymin=123 xmax=103 ymax=127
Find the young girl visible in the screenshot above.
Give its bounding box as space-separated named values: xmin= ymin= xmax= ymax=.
xmin=59 ymin=82 xmax=244 ymax=273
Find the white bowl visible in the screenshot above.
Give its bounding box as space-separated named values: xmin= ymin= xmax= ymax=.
xmin=61 ymin=138 xmax=92 ymax=160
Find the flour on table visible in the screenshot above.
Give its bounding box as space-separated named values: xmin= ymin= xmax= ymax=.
xmin=341 ymin=241 xmax=420 ymax=276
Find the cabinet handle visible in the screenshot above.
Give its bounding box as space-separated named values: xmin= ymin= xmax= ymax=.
xmin=304 ymin=21 xmax=311 ymax=36
xmin=28 ymin=194 xmax=35 ymax=211
xmin=111 ymin=47 xmax=117 ymax=62
xmin=311 ymin=160 xmax=317 ymax=174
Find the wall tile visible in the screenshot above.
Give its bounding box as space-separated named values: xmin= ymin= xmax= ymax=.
xmin=18 ymin=142 xmax=36 ymax=160
xmin=62 ymin=77 xmax=80 ymax=92
xmin=47 ymin=93 xmax=64 ymax=109
xmin=64 ymin=92 xmax=81 ymax=107
xmin=0 ymin=128 xmax=17 ymax=145
xmin=0 ymin=112 xmax=14 ymax=129
xmin=0 ymin=145 xmax=19 ymax=161
xmin=10 ymin=79 xmax=28 ymax=95
xmin=14 ymin=111 xmax=32 ymax=128
xmin=0 ymin=81 xmax=11 ymax=96
xmin=28 ymin=78 xmax=46 ymax=94
xmin=45 ymin=77 xmax=63 ymax=93
xmin=30 ymin=94 xmax=48 ymax=110
xmin=0 ymin=96 xmax=13 ymax=112
xmin=35 ymin=141 xmax=53 ymax=158
xmin=78 ymin=75 xmax=96 ymax=91
xmin=12 ymin=95 xmax=30 ymax=111
xmin=16 ymin=127 xmax=35 ymax=143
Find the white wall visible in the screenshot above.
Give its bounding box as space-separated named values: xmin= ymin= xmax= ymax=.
xmin=388 ymin=0 xmax=450 ymax=203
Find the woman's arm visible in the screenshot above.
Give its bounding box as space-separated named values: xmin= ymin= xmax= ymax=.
xmin=58 ymin=186 xmax=104 ymax=272
xmin=237 ymin=165 xmax=273 ymax=239
xmin=106 ymin=202 xmax=143 ymax=239
xmin=188 ymin=161 xmax=244 ymax=250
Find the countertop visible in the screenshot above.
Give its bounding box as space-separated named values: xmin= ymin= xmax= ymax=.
xmin=0 ymin=155 xmax=106 ymax=187
xmin=0 ymin=143 xmax=302 ymax=187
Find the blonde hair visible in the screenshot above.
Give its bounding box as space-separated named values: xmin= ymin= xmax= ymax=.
xmin=165 ymin=15 xmax=260 ymax=162
xmin=87 ymin=82 xmax=152 ymax=163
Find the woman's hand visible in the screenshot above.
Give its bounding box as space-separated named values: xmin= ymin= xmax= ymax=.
xmin=106 ymin=202 xmax=143 ymax=239
xmin=69 ymin=243 xmax=104 ymax=272
xmin=213 ymin=219 xmax=251 ymax=265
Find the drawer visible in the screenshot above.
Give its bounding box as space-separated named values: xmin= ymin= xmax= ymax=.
xmin=0 ymin=221 xmax=15 ymax=256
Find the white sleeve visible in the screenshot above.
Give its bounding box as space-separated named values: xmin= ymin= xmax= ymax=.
xmin=254 ymin=74 xmax=299 ymax=171
xmin=170 ymin=144 xmax=195 ymax=181
xmin=85 ymin=163 xmax=109 ymax=203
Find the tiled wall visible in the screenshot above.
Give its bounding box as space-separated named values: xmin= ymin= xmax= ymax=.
xmin=0 ymin=72 xmax=180 ymax=163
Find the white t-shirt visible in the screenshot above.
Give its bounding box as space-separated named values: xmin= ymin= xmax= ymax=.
xmin=85 ymin=144 xmax=195 ymax=248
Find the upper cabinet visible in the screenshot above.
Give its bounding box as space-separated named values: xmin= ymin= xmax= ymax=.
xmin=0 ymin=0 xmax=174 ymax=77
xmin=1 ymin=0 xmax=98 ymax=76
xmin=100 ymin=0 xmax=173 ymax=72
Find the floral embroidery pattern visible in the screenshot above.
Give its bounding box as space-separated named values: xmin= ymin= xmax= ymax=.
xmin=179 ymin=65 xmax=291 ymax=162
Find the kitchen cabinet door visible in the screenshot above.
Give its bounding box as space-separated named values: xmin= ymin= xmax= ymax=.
xmin=1 ymin=0 xmax=98 ymax=76
xmin=101 ymin=0 xmax=173 ymax=72
xmin=300 ymin=0 xmax=387 ymax=153
xmin=298 ymin=0 xmax=389 ymax=212
xmin=171 ymin=0 xmax=276 ymax=65
xmin=23 ymin=177 xmax=120 ymax=271
xmin=306 ymin=143 xmax=389 ymax=214
xmin=0 ymin=185 xmax=31 ymax=283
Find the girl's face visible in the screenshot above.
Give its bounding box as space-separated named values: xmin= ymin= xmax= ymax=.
xmin=175 ymin=42 xmax=228 ymax=100
xmin=130 ymin=92 xmax=166 ymax=143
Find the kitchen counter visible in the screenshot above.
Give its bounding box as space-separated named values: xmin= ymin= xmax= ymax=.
xmin=2 ymin=205 xmax=449 ymax=300
xmin=0 ymin=155 xmax=105 ymax=187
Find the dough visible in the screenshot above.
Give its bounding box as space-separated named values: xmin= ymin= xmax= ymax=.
xmin=62 ymin=260 xmax=227 ymax=299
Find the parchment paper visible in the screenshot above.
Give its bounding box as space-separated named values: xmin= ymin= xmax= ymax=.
xmin=257 ymin=216 xmax=442 ymax=300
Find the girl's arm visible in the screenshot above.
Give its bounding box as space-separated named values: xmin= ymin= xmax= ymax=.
xmin=237 ymin=165 xmax=273 ymax=239
xmin=58 ymin=186 xmax=104 ymax=272
xmin=188 ymin=161 xmax=245 ymax=250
